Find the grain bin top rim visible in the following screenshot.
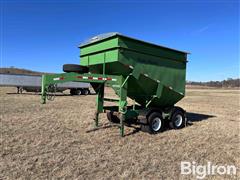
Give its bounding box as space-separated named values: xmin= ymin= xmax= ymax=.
xmin=79 ymin=32 xmax=190 ymax=54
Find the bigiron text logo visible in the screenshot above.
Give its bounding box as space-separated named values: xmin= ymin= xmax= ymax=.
xmin=181 ymin=161 xmax=237 ymax=179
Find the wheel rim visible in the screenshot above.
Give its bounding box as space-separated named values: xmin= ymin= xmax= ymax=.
xmin=174 ymin=114 xmax=183 ymax=127
xmin=152 ymin=117 xmax=162 ymax=131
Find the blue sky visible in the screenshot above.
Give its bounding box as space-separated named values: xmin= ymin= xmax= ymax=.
xmin=1 ymin=0 xmax=239 ymax=81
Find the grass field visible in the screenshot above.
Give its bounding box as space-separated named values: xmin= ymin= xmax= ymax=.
xmin=1 ymin=87 xmax=239 ymax=179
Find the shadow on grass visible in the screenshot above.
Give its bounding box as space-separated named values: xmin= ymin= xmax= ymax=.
xmin=85 ymin=123 xmax=119 ymax=133
xmin=186 ymin=112 xmax=216 ymax=122
xmin=124 ymin=112 xmax=216 ymax=136
xmin=85 ymin=112 xmax=216 ymax=137
xmin=85 ymin=123 xmax=142 ymax=137
xmin=124 ymin=127 xmax=142 ymax=137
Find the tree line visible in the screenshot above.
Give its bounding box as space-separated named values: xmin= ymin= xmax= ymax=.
xmin=187 ymin=78 xmax=240 ymax=87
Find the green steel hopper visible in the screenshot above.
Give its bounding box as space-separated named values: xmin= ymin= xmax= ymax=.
xmin=41 ymin=33 xmax=189 ymax=136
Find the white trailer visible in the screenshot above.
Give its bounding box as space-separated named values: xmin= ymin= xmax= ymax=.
xmin=0 ymin=74 xmax=91 ymax=95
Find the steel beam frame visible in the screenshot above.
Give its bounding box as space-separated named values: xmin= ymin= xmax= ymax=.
xmin=41 ymin=72 xmax=130 ymax=136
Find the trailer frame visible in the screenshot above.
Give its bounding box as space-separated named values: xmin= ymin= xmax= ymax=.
xmin=41 ymin=72 xmax=132 ymax=137
xmin=41 ymin=71 xmax=187 ymax=137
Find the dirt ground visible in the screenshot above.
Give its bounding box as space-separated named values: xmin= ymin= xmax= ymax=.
xmin=0 ymin=87 xmax=239 ymax=179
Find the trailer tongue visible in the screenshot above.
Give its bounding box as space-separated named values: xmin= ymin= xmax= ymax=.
xmin=41 ymin=33 xmax=189 ymax=137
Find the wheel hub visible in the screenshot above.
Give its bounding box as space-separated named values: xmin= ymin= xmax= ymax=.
xmin=152 ymin=117 xmax=162 ymax=131
xmin=174 ymin=114 xmax=183 ymax=127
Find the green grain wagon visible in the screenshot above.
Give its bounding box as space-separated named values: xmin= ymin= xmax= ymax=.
xmin=41 ymin=33 xmax=189 ymax=136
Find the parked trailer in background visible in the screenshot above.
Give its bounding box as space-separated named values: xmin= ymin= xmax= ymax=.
xmin=0 ymin=74 xmax=91 ymax=95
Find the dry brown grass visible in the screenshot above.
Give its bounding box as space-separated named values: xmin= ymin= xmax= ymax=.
xmin=1 ymin=87 xmax=239 ymax=179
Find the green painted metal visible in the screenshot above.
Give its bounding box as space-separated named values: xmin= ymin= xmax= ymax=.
xmin=80 ymin=33 xmax=188 ymax=107
xmin=41 ymin=72 xmax=127 ymax=136
xmin=41 ymin=33 xmax=188 ymax=137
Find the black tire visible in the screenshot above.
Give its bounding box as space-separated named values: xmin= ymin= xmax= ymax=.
xmin=148 ymin=112 xmax=165 ymax=134
xmin=107 ymin=112 xmax=120 ymax=123
xmin=83 ymin=89 xmax=90 ymax=95
xmin=70 ymin=89 xmax=75 ymax=95
xmin=169 ymin=108 xmax=186 ymax=129
xmin=86 ymin=89 xmax=90 ymax=95
xmin=76 ymin=89 xmax=82 ymax=95
xmin=63 ymin=64 xmax=89 ymax=73
xmin=70 ymin=89 xmax=83 ymax=95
